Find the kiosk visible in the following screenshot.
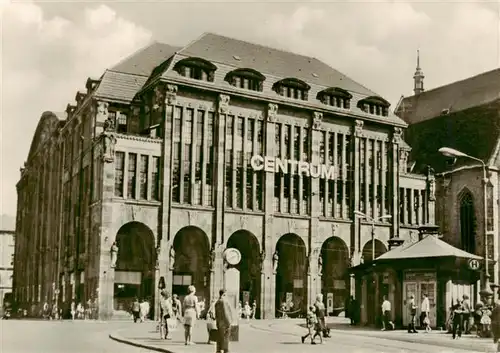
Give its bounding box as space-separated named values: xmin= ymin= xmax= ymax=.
xmin=350 ymin=225 xmax=483 ymax=328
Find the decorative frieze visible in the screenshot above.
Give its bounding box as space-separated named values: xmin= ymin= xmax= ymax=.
xmin=267 ymin=103 xmax=278 ymax=122
xmin=165 ymin=84 xmax=178 ymax=105
xmin=101 ymin=133 xmax=117 ymax=163
xmin=312 ymin=112 xmax=323 ymax=130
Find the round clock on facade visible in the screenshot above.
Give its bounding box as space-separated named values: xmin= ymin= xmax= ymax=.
xmin=224 ymin=248 xmax=242 ymax=265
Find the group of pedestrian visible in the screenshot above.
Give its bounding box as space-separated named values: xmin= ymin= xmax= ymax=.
xmin=238 ymin=300 xmax=257 ymax=320
xmin=159 ymin=285 xmax=234 ymax=353
xmin=406 ymin=293 xmax=431 ymax=333
xmin=300 ymin=294 xmax=331 ymax=345
xmin=130 ymin=298 xmax=152 ymax=323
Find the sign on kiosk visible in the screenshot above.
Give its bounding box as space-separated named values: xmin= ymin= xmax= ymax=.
xmin=250 ymin=155 xmax=338 ymax=180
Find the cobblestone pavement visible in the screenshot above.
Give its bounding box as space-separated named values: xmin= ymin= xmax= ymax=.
xmin=110 ymin=317 xmax=499 ymax=353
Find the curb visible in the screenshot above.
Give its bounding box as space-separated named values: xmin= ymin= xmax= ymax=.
xmin=109 ymin=331 xmax=175 ymax=353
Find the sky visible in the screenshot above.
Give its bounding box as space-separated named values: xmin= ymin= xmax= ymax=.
xmin=1 ymin=0 xmax=499 ymax=218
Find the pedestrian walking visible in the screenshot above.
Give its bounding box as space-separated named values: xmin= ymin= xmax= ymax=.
xmin=70 ymin=301 xmax=76 ymax=321
xmin=301 ymin=305 xmax=322 ymax=345
xmin=131 ymin=298 xmax=140 ymax=323
xmin=139 ymin=299 xmax=148 ymax=322
xmin=159 ymin=290 xmax=174 ymax=340
xmin=183 ymin=285 xmax=200 ymax=345
xmin=381 ymin=295 xmax=395 ymax=331
xmin=452 ymin=299 xmax=464 ymax=339
xmin=172 ymin=294 xmax=182 ymax=321
xmin=407 ymin=294 xmax=417 ymax=333
xmin=491 ymin=294 xmax=500 ymax=352
xmin=251 ymin=300 xmax=257 ymax=319
xmin=420 ymin=293 xmax=430 ymax=331
xmin=243 ymin=302 xmax=251 ymax=322
xmin=462 ymin=295 xmax=471 ymax=334
xmin=214 ymin=289 xmax=233 ymax=353
xmin=314 ymin=293 xmax=330 ymax=338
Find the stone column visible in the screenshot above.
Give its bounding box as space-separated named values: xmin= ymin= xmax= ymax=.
xmin=211 ymin=94 xmax=230 ymax=298
xmin=391 ymin=128 xmax=402 ymax=238
xmin=156 ymin=84 xmax=175 ymax=319
xmin=94 ymin=100 xmax=117 ymax=321
xmin=352 ymin=120 xmax=363 ymax=263
xmin=262 ymin=103 xmax=277 ymax=319
xmin=309 ymin=112 xmax=323 ymax=302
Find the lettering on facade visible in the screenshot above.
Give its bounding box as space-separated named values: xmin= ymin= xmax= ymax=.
xmin=404 ymin=271 xmax=436 ymax=282
xmin=250 ymin=155 xmax=337 ymax=180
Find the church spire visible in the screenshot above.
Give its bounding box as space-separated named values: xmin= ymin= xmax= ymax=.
xmin=413 ymin=49 xmax=425 ymax=95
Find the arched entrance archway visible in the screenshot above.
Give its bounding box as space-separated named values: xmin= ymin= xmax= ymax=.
xmin=227 ymin=230 xmax=261 ymax=317
xmin=459 ymin=191 xmax=476 ymax=254
xmin=172 ymin=226 xmax=210 ymax=305
xmin=362 ymin=239 xmax=388 ymax=324
xmin=362 ymin=239 xmax=387 ymax=263
xmin=275 ymin=233 xmax=307 ymax=318
xmin=114 ymin=222 xmax=155 ymax=312
xmin=321 ymin=237 xmax=349 ymax=316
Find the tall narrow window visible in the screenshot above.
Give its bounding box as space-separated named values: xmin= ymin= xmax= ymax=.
xmin=359 ymin=139 xmax=366 ymax=213
xmin=117 ymin=112 xmax=127 ymax=133
xmin=194 ymin=111 xmax=204 ymax=206
xmin=235 ymin=118 xmax=244 ymax=209
xmin=345 ymin=135 xmax=353 ymax=218
xmin=225 ymin=115 xmax=234 ymax=208
xmin=114 ymin=152 xmax=125 ymax=197
xmin=205 ymin=112 xmax=215 ymax=206
xmin=183 ymin=109 xmax=193 ymax=204
xmin=460 ymin=191 xmax=476 ymax=254
xmin=151 ymin=157 xmax=160 ymax=201
xmin=274 ymin=173 xmax=281 ymax=212
xmin=275 ymin=123 xmax=282 ymax=157
xmin=139 ymin=155 xmax=148 ymax=199
xmin=128 ymin=153 xmax=137 ymax=199
xmin=293 ymin=126 xmax=300 ymax=160
xmin=172 ymin=143 xmax=180 ymax=203
xmin=302 ymin=128 xmax=309 ymax=162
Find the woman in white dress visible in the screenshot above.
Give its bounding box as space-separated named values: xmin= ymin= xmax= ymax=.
xmin=183 ymin=285 xmax=199 ymax=345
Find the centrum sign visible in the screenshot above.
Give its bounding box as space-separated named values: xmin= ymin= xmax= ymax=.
xmin=250 ymin=155 xmax=337 ymax=180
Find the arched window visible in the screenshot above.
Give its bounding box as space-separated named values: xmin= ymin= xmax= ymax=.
xmin=225 ymin=68 xmax=265 ymax=92
xmin=317 ymin=87 xmax=352 ymax=109
xmin=459 ymin=191 xmax=476 ymax=254
xmin=357 ymin=96 xmax=390 ymax=117
xmin=273 ymin=78 xmax=310 ymax=101
xmin=173 ymin=57 xmax=217 ymax=82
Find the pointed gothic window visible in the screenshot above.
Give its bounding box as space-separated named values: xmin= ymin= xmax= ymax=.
xmin=459 ymin=191 xmax=476 ymax=254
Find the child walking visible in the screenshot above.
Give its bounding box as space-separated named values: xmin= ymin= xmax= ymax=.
xmin=301 ymin=306 xmax=323 ymax=345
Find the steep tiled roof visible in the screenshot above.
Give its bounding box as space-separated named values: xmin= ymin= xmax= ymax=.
xmin=397 ymin=68 xmax=500 ymax=125
xmin=94 ymin=42 xmax=180 ymax=102
xmin=404 ymin=100 xmax=500 ymax=174
xmin=376 ymin=235 xmax=481 ymax=261
xmin=177 ymin=33 xmax=376 ymax=96
xmin=111 ymin=42 xmax=181 ymax=77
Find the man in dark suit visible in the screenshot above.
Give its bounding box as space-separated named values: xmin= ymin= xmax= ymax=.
xmin=215 ymin=289 xmax=233 ymax=353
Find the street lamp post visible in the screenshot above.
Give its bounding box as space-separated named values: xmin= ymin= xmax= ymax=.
xmin=354 ymin=211 xmax=393 ymax=261
xmin=438 ymin=147 xmax=493 ymax=297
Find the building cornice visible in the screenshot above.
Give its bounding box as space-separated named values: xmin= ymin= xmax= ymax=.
xmin=115 ymin=133 xmax=162 ymax=144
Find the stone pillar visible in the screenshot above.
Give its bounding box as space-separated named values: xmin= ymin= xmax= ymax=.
xmin=352 ymin=120 xmax=363 ymax=261
xmin=391 ymin=128 xmax=402 ymax=238
xmin=262 ymin=103 xmax=277 ymax=319
xmin=157 ymin=84 xmax=176 ymax=319
xmin=95 ymin=100 xmax=116 ymax=321
xmin=309 ymin=112 xmax=323 ymax=302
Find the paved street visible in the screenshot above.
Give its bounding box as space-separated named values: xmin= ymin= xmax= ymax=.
xmin=0 ymin=319 xmax=155 ymax=353
xmin=1 ymin=318 xmax=499 ymax=353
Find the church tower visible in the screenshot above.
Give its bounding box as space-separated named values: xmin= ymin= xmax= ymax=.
xmin=413 ymin=50 xmax=425 ymax=95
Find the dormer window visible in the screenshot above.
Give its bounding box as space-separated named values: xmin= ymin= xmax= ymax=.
xmin=225 ymin=68 xmax=265 ymax=92
xmin=174 ymin=57 xmax=217 ymax=82
xmin=317 ymin=87 xmax=352 ymax=109
xmin=116 ymin=112 xmax=128 ymax=133
xmin=273 ymin=78 xmax=310 ymax=101
xmin=357 ymin=96 xmax=390 ymax=117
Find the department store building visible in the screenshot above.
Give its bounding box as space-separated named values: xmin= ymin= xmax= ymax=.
xmin=13 ymin=33 xmax=433 ymax=320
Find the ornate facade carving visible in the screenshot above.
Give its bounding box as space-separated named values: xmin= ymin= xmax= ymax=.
xmin=427 ymin=166 xmax=436 ymax=201
xmin=102 ymin=132 xmax=117 ymax=163
xmin=96 ymin=101 xmax=109 ymax=121
xmin=218 ymin=94 xmax=230 ymax=113
xmin=392 ymin=127 xmax=403 ymax=144
xmin=110 ymin=242 xmax=118 ymax=268
xmin=353 ymin=120 xmax=364 ymax=137
xmin=312 ymin=112 xmax=323 ymax=130
xmin=267 ymin=103 xmax=278 ymax=122
xmin=399 ymin=149 xmax=409 ymax=173
xmin=165 ymin=84 xmax=178 ymax=105
xmin=272 ymin=250 xmax=279 ymax=274
xmin=169 ymin=245 xmax=176 ymax=271
xmin=153 ymin=84 xmax=165 ymax=111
